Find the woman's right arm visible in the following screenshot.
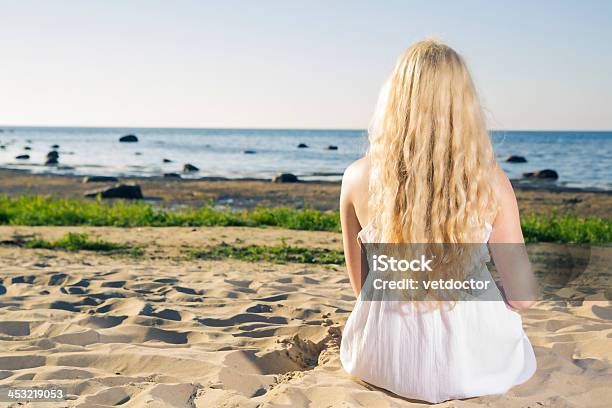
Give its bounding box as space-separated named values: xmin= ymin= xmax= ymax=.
xmin=340 ymin=162 xmax=367 ymax=297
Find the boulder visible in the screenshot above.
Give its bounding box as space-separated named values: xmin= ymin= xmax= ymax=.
xmin=85 ymin=184 xmax=143 ymax=199
xmin=243 ymin=150 xmax=256 ymax=154
xmin=15 ymin=154 xmax=29 ymax=160
xmin=45 ymin=157 xmax=58 ymax=165
xmin=272 ymin=173 xmax=299 ymax=183
xmin=163 ymin=172 xmax=181 ymax=179
xmin=505 ymin=155 xmax=527 ymax=163
xmin=297 ymin=143 xmax=308 ymax=148
xmin=82 ymin=176 xmax=120 ymax=183
xmin=522 ymin=169 xmax=558 ymax=179
xmin=119 ymin=134 xmax=138 ymax=143
xmin=47 ymin=151 xmax=59 ymax=159
xmin=163 ymin=158 xmax=173 ymax=163
xmin=326 ymin=145 xmax=338 ymax=150
xmin=183 ymin=163 xmax=199 ymax=173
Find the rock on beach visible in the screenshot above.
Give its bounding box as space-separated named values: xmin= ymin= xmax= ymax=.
xmin=82 ymin=176 xmax=120 ymax=183
xmin=272 ymin=173 xmax=299 ymax=183
xmin=84 ymin=184 xmax=144 ymax=199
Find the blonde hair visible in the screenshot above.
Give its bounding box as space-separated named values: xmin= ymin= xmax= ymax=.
xmin=368 ymin=39 xmax=498 ymax=245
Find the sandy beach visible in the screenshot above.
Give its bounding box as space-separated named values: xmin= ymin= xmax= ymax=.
xmin=1 ymin=1 xmax=610 ymax=405
xmin=0 ymin=168 xmax=610 ymax=407
xmin=0 ymin=225 xmax=610 ymax=407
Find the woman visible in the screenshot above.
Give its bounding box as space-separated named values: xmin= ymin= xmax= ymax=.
xmin=339 ymin=40 xmax=536 ymax=403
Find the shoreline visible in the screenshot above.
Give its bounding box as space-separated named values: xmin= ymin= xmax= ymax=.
xmin=1 ymin=168 xmax=611 ymax=218
xmin=2 ymin=167 xmax=611 ymax=194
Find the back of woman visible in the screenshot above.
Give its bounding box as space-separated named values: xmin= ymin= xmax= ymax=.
xmin=339 ymin=40 xmax=536 ymax=403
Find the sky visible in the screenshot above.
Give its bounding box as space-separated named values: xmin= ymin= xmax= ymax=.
xmin=0 ymin=0 xmax=611 ymax=130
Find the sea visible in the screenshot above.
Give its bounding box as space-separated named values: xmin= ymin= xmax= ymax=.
xmin=0 ymin=127 xmax=610 ymax=191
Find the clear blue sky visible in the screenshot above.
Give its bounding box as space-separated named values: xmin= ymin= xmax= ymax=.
xmin=0 ymin=0 xmax=610 ymax=130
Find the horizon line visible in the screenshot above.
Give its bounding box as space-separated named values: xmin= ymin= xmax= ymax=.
xmin=1 ymin=124 xmax=611 ymax=133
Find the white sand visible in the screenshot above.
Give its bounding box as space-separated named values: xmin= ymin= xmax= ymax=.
xmin=0 ymin=226 xmax=610 ymax=407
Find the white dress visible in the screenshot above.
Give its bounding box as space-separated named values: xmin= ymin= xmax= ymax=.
xmin=340 ymin=223 xmax=536 ymax=403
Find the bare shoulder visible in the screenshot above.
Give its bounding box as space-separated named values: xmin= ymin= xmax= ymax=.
xmin=491 ymin=164 xmax=521 ymax=227
xmin=341 ymin=157 xmax=370 ymax=224
xmin=343 ymin=156 xmax=370 ymax=182
xmin=493 ymin=165 xmax=516 ymax=202
xmin=341 ymin=157 xmax=370 ymax=195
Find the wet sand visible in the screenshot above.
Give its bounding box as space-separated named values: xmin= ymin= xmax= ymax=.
xmin=0 ymin=168 xmax=611 ymax=217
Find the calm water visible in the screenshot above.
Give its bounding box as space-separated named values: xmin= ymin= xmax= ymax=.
xmin=0 ymin=127 xmax=610 ymax=190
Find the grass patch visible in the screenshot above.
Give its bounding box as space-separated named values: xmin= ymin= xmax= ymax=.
xmin=190 ymin=243 xmax=345 ymax=265
xmin=0 ymin=195 xmax=340 ymax=231
xmin=0 ymin=195 xmax=609 ymax=244
xmin=521 ymin=213 xmax=611 ymax=244
xmin=17 ymin=232 xmax=140 ymax=255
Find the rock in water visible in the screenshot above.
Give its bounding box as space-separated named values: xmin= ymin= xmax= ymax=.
xmin=522 ymin=169 xmax=559 ymax=179
xmin=24 ymin=146 xmax=31 ymax=151
xmin=163 ymin=158 xmax=173 ymax=163
xmin=82 ymin=176 xmax=119 ymax=183
xmin=183 ymin=163 xmax=199 ymax=173
xmin=326 ymin=145 xmax=338 ymax=150
xmin=84 ymin=184 xmax=143 ymax=199
xmin=272 ymin=173 xmax=299 ymax=183
xmin=45 ymin=157 xmax=58 ymax=165
xmin=15 ymin=154 xmax=30 ymax=160
xmin=47 ymin=151 xmax=59 ymax=159
xmin=505 ymin=155 xmax=527 ymax=163
xmin=297 ymin=143 xmax=308 ymax=148
xmin=119 ymin=134 xmax=138 ymax=143
xmin=243 ymin=150 xmax=256 ymax=154
xmin=163 ymin=172 xmax=181 ymax=179
xmin=51 ymin=144 xmax=60 ymax=149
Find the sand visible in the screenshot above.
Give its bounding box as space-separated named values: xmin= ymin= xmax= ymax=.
xmin=0 ymin=226 xmax=610 ymax=407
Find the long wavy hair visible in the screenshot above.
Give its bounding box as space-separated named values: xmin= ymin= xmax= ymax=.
xmin=368 ymin=39 xmax=498 ymax=245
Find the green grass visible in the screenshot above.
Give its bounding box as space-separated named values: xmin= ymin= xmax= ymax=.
xmin=0 ymin=195 xmax=340 ymax=231
xmin=190 ymin=242 xmax=345 ymax=264
xmin=521 ymin=213 xmax=611 ymax=244
xmin=20 ymin=232 xmax=136 ymax=254
xmin=0 ymin=195 xmax=609 ymax=244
